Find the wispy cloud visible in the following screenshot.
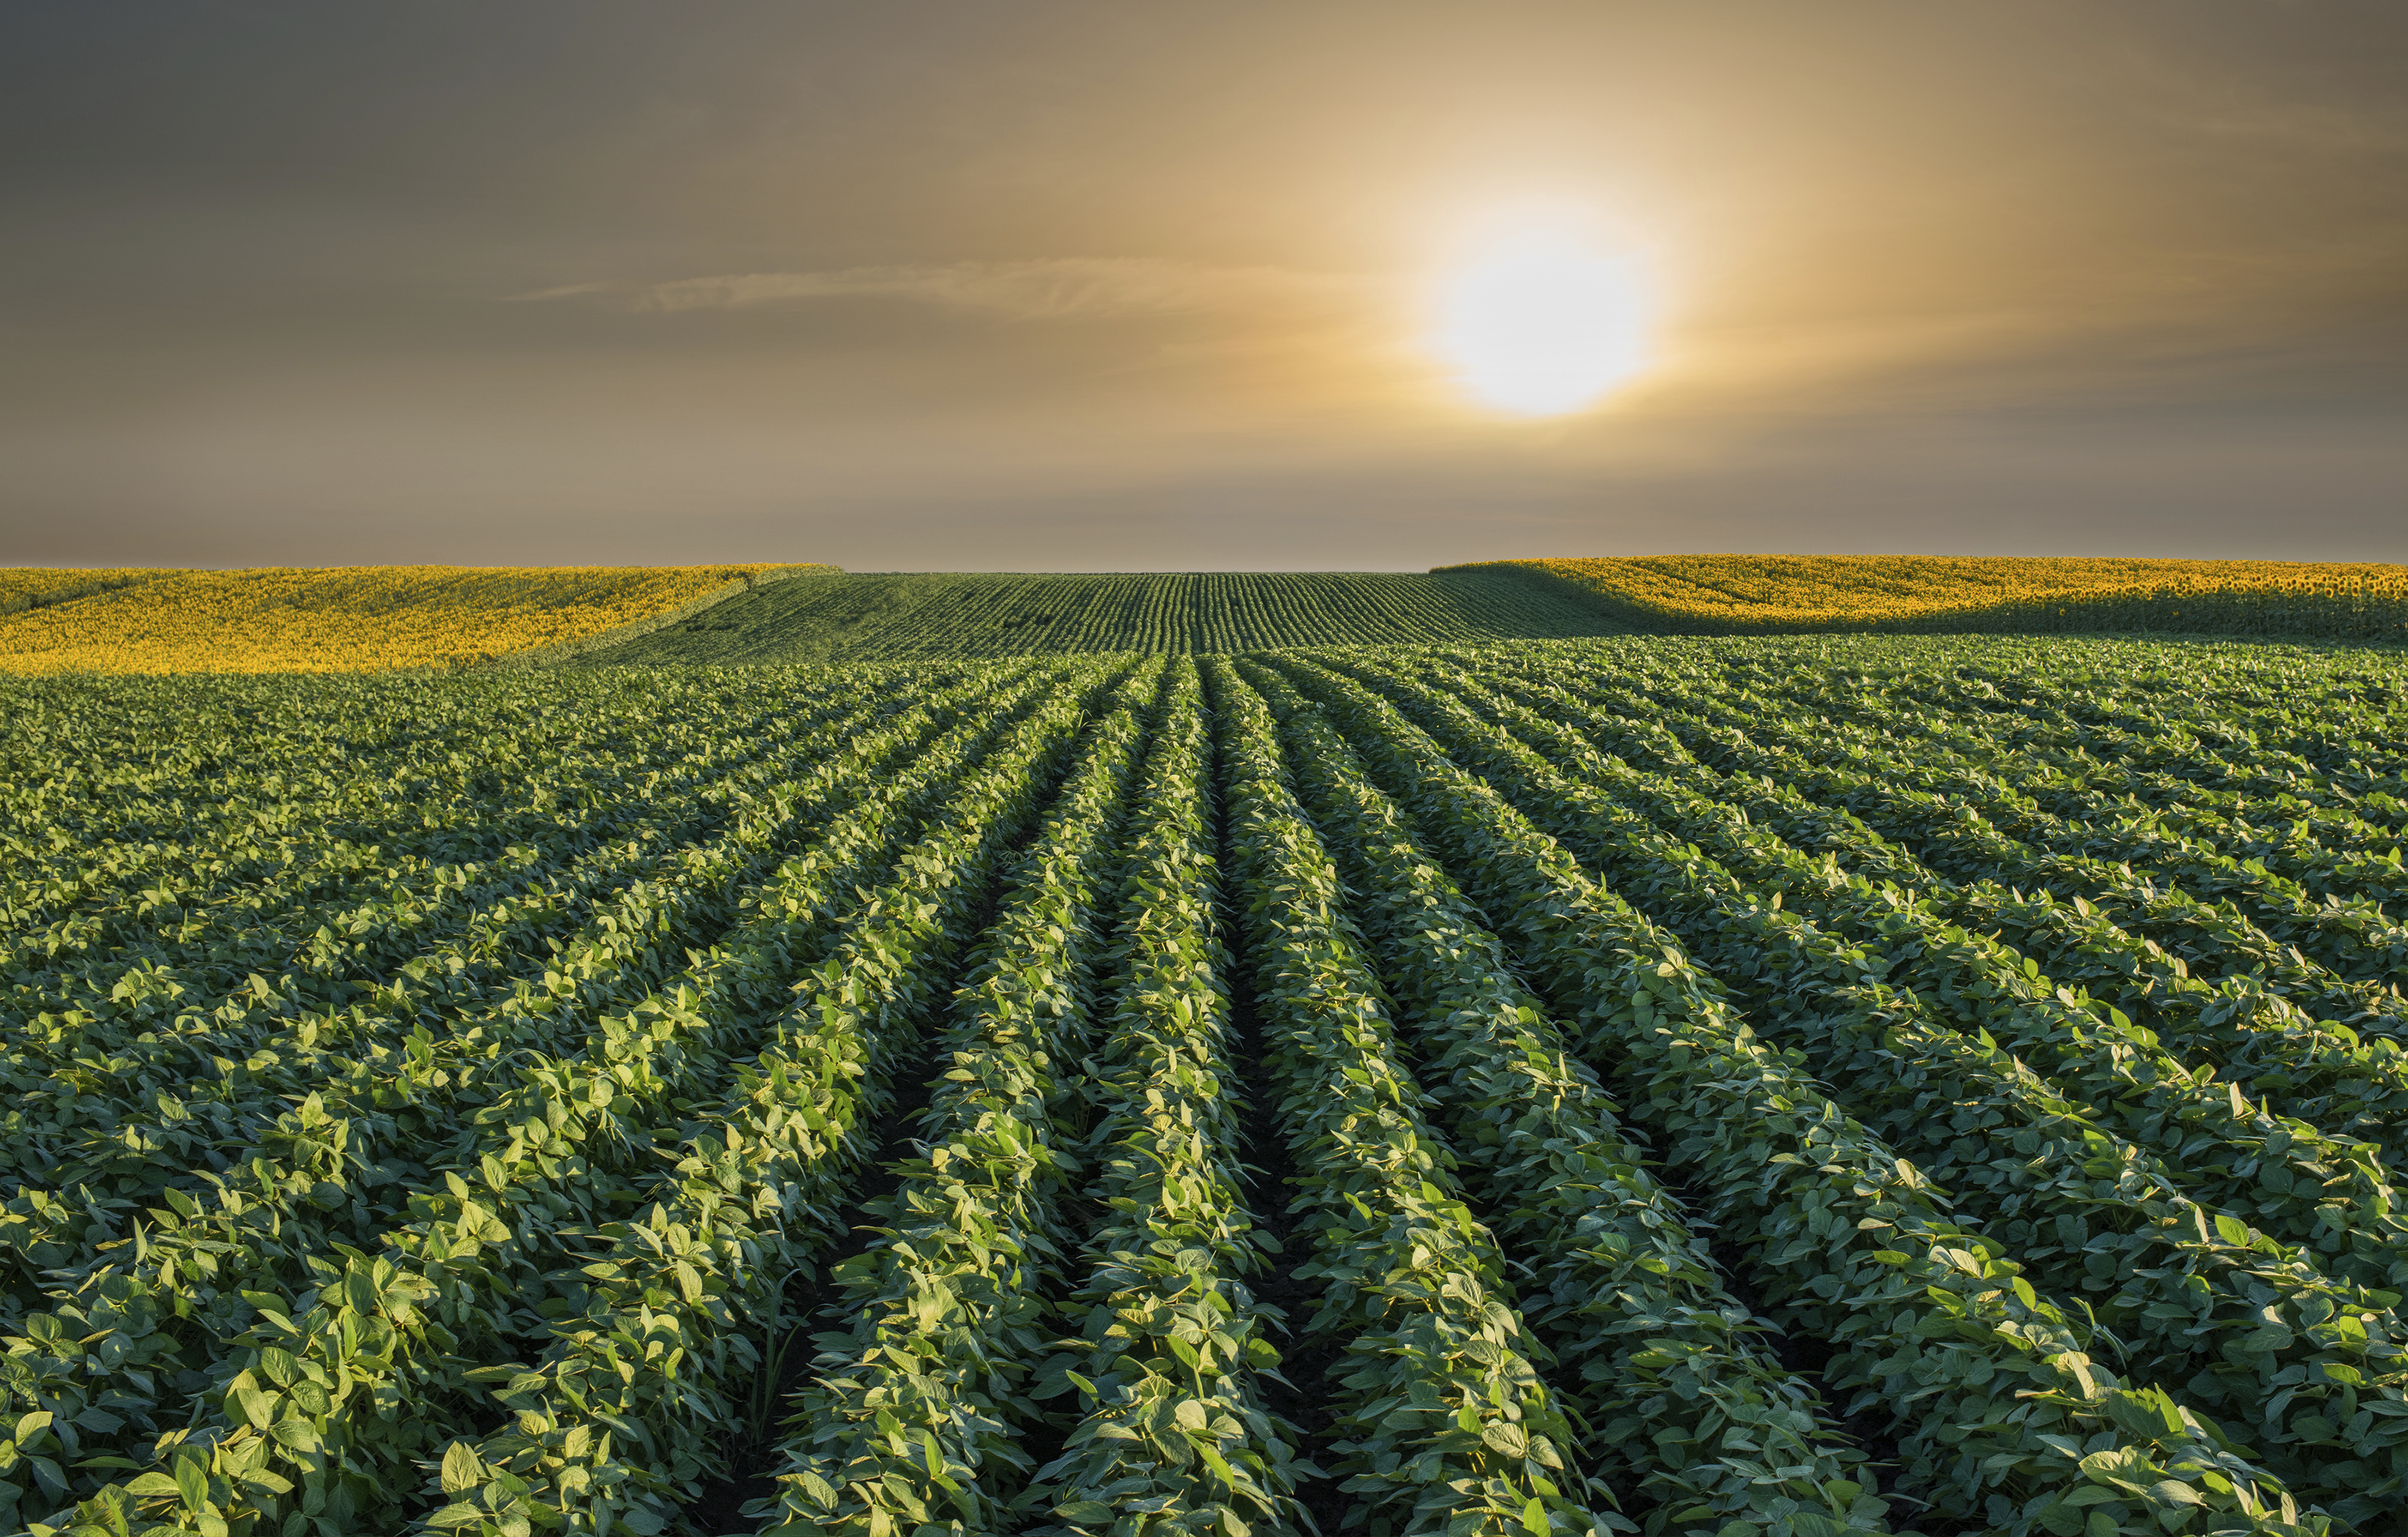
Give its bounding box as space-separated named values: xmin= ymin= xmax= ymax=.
xmin=511 ymin=258 xmax=1365 ymax=321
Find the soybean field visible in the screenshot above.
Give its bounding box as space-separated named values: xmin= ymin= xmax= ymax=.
xmin=584 ymin=571 xmax=1628 ymax=664
xmin=5 ymin=634 xmax=2407 ymax=1537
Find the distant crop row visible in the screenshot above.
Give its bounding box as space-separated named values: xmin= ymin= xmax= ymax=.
xmin=589 ymin=572 xmax=1622 ymax=665
xmin=1451 ymin=556 xmax=2408 ymax=640
xmin=3 ymin=632 xmax=2404 ymax=1537
xmin=0 ymin=566 xmax=833 ymax=676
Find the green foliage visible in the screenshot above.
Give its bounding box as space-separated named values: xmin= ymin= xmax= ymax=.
xmin=741 ymin=663 xmax=1158 ymax=1536
xmin=416 ymin=668 xmax=1145 ymax=1537
xmin=1239 ymin=660 xmax=1888 ymax=1537
xmin=1275 ymin=657 xmax=2328 ymax=1537
xmin=6 ymin=630 xmax=2407 ymax=1537
xmin=584 ymin=571 xmax=1627 ymax=665
xmin=8 ymin=661 xmax=1111 ymax=1533
xmin=1332 ymin=653 xmax=2408 ymax=1523
xmin=0 ymin=681 xmax=909 ymax=1305
xmin=1212 ymin=659 xmax=1621 ymax=1537
xmin=1020 ymin=660 xmax=1312 ymax=1537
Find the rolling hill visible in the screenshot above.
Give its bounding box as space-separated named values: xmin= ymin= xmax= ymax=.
xmin=582 ymin=570 xmax=1629 ymax=663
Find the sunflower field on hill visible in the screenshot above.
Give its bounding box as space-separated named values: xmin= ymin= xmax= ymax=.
xmin=0 ymin=569 xmax=177 ymax=618
xmin=1446 ymin=555 xmax=2408 ymax=639
xmin=0 ymin=564 xmax=834 ymax=675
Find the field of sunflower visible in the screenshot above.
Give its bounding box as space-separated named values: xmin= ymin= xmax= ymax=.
xmin=0 ymin=568 xmax=177 ymax=618
xmin=0 ymin=564 xmax=834 ymax=675
xmin=1447 ymin=555 xmax=2408 ymax=639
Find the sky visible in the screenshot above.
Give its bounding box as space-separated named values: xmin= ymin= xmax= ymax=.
xmin=3 ymin=1 xmax=2403 ymax=571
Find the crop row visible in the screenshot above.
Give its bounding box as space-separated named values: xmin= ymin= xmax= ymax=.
xmin=5 ymin=660 xmax=1109 ymax=1533
xmin=8 ymin=635 xmax=2405 ymax=1536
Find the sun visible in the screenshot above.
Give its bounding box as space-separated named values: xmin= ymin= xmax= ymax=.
xmin=1435 ymin=224 xmax=1651 ymax=416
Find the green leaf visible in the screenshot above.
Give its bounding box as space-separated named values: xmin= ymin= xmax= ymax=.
xmin=235 ymin=1385 xmax=277 ymax=1430
xmin=441 ymin=1441 xmax=485 ymax=1495
xmin=1481 ymin=1422 xmax=1528 ymax=1457
xmin=2146 ymin=1481 xmax=2204 ymax=1508
xmin=2035 ymin=1502 xmax=2087 ymax=1536
xmin=174 ymin=1456 xmax=208 ymax=1514
xmin=423 ymin=1503 xmax=489 ymax=1530
xmin=1196 ymin=1441 xmax=1239 ymax=1486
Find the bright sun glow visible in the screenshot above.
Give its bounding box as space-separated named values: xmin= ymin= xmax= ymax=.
xmin=1437 ymin=225 xmax=1650 ymax=415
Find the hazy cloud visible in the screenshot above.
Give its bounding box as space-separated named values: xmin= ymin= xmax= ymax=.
xmin=515 ymin=259 xmax=1366 ymax=323
xmin=2178 ymin=102 xmax=2408 ymax=156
